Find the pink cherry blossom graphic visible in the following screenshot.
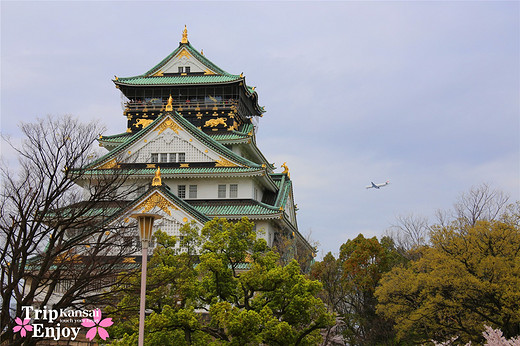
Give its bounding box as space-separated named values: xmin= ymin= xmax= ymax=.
xmin=81 ymin=309 xmax=113 ymax=341
xmin=13 ymin=317 xmax=33 ymax=337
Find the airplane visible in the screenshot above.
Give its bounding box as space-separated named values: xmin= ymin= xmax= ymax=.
xmin=366 ymin=181 xmax=390 ymax=189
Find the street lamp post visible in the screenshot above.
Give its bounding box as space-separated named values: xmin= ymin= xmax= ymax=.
xmin=131 ymin=213 xmax=162 ymax=346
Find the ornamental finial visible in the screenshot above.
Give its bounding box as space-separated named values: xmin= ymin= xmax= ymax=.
xmin=281 ymin=162 xmax=290 ymax=178
xmin=181 ymin=25 xmax=188 ymax=44
xmin=165 ymin=95 xmax=173 ymax=111
xmin=152 ymin=167 xmax=162 ymax=186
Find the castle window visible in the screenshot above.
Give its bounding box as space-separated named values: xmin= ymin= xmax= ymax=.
xmin=169 ymin=153 xmax=177 ymax=162
xmin=218 ymin=184 xmax=226 ymax=198
xmin=178 ymin=153 xmax=186 ymax=162
xmin=160 ymin=153 xmax=168 ymax=162
xmin=178 ymin=185 xmax=186 ymax=198
xmin=185 ymin=66 xmax=190 ymax=73
xmin=151 ymin=153 xmax=158 ymax=163
xmin=230 ymin=184 xmax=238 ymax=198
xmin=189 ymin=185 xmax=197 ymax=198
xmin=178 ymin=67 xmax=183 ymax=73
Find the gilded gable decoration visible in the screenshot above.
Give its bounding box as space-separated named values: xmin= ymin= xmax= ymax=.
xmin=135 ymin=191 xmax=178 ymax=216
xmin=178 ymin=49 xmax=191 ymax=59
xmin=215 ymin=157 xmax=239 ymax=167
xmin=98 ymin=158 xmax=119 ymax=170
xmin=155 ymin=118 xmax=181 ymax=134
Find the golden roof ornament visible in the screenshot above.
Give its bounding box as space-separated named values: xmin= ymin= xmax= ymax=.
xmin=181 ymin=25 xmax=188 ymax=44
xmin=152 ymin=166 xmax=162 ymax=186
xmin=165 ymin=95 xmax=173 ymax=111
xmin=281 ymin=162 xmax=290 ymax=178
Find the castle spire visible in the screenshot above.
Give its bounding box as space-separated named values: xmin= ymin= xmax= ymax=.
xmin=181 ymin=25 xmax=188 ymax=44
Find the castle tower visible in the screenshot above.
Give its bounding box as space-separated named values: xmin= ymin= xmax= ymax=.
xmin=82 ymin=27 xmax=313 ymax=260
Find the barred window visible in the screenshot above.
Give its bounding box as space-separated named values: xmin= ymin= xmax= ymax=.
xmin=178 ymin=185 xmax=186 ymax=198
xmin=178 ymin=153 xmax=186 ymax=162
xmin=151 ymin=153 xmax=158 ymax=163
xmin=189 ymin=185 xmax=197 ymax=199
xmin=230 ymin=184 xmax=238 ymax=198
xmin=160 ymin=153 xmax=168 ymax=162
xmin=169 ymin=153 xmax=177 ymax=163
xmin=218 ymin=184 xmax=226 ymax=198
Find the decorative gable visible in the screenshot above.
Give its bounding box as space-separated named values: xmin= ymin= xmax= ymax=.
xmin=154 ymin=47 xmax=218 ymax=76
xmin=120 ymin=115 xmax=244 ymax=167
xmin=120 ymin=188 xmax=209 ymax=238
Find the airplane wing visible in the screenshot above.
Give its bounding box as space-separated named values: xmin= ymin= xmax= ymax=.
xmin=366 ymin=182 xmax=378 ymax=189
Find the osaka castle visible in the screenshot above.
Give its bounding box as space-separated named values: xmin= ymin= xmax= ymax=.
xmin=82 ymin=27 xmax=313 ymax=260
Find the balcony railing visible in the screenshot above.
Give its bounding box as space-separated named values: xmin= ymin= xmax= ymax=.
xmin=125 ymin=99 xmax=238 ymax=112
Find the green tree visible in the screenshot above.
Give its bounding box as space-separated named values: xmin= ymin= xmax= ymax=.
xmin=109 ymin=217 xmax=333 ymax=345
xmin=375 ymin=216 xmax=520 ymax=344
xmin=311 ymin=234 xmax=405 ymax=345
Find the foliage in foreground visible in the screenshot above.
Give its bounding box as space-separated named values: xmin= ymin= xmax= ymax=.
xmin=311 ymin=234 xmax=405 ymax=345
xmin=375 ymin=207 xmax=520 ymax=344
xmin=108 ymin=217 xmax=334 ymax=345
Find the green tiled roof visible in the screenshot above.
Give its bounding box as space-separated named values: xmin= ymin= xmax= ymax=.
xmin=190 ymin=201 xmax=280 ymax=217
xmin=117 ymin=75 xmax=241 ymax=86
xmin=81 ymin=166 xmax=263 ymax=176
xmin=113 ymin=41 xmax=265 ymax=115
xmin=116 ymin=42 xmax=239 ymax=86
xmin=99 ymin=132 xmax=132 ymax=145
xmin=211 ymin=132 xmax=248 ymax=142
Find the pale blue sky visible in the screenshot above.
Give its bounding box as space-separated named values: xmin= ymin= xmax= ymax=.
xmin=2 ymin=1 xmax=519 ymax=256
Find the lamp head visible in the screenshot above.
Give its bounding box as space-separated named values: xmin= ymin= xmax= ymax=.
xmin=130 ymin=213 xmax=162 ymax=245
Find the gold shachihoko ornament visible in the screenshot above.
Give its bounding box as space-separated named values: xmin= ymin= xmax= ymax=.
xmin=152 ymin=167 xmax=162 ymax=186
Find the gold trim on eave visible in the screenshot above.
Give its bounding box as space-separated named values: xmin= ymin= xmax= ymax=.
xmin=215 ymin=157 xmax=239 ymax=167
xmin=98 ymin=158 xmax=119 ymax=169
xmin=135 ymin=191 xmax=178 ymax=216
